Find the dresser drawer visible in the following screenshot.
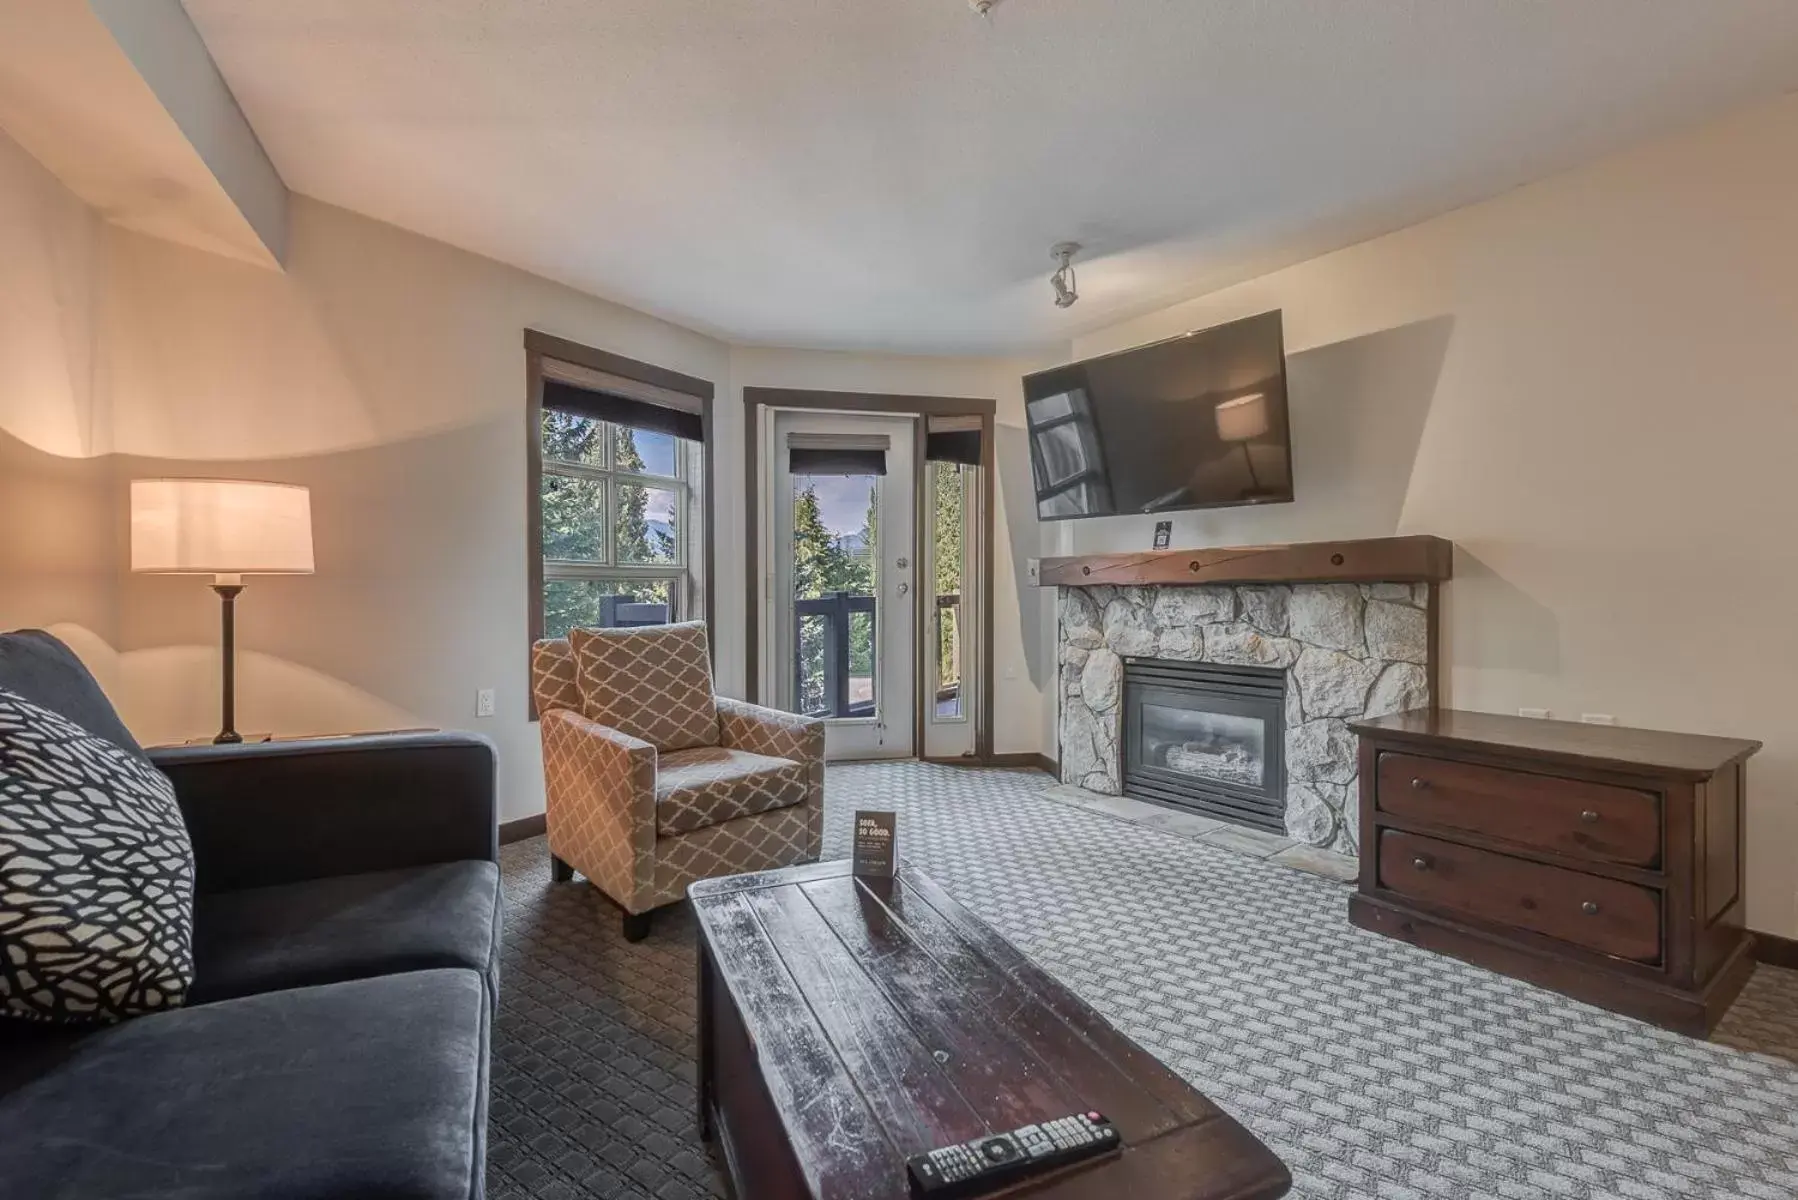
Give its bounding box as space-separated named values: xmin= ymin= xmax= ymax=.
xmin=1376 ymin=751 xmax=1660 ymax=866
xmin=1378 ymin=830 xmax=1662 ymax=962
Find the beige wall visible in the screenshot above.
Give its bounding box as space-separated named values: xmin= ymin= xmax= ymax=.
xmin=1 ymin=155 xmax=1050 ymax=818
xmin=0 ymin=130 xmax=120 ymax=693
xmin=1060 ymin=95 xmax=1798 ymax=936
xmin=102 ymin=196 xmax=732 ymax=822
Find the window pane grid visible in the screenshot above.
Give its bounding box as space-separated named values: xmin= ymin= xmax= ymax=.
xmin=539 ymin=409 xmax=698 ymax=635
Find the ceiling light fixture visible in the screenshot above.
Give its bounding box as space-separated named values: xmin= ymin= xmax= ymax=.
xmin=1050 ymin=242 xmax=1081 ymax=309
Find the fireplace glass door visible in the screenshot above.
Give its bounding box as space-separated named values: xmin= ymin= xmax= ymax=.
xmin=1123 ymin=659 xmax=1286 ymax=833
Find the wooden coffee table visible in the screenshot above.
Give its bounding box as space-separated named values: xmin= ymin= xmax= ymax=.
xmin=691 ymin=860 xmax=1291 ymax=1200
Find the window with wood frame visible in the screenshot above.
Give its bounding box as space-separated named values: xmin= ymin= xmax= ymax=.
xmin=527 ymin=334 xmax=712 ymax=647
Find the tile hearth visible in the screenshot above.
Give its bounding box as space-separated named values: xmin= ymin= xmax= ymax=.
xmin=1058 ymin=581 xmax=1433 ymax=854
xmin=1039 ymin=781 xmax=1359 ymax=883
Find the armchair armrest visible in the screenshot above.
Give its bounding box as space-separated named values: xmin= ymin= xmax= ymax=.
xmin=715 ymin=698 xmax=824 ymax=765
xmin=716 ymin=698 xmax=824 ymax=862
xmin=539 ymin=709 xmax=657 ymax=909
xmin=150 ymin=732 xmax=497 ymax=893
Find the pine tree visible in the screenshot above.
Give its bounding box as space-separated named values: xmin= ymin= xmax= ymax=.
xmin=538 ymin=412 xmax=608 ymax=632
xmin=839 ymin=481 xmax=877 ymax=677
xmin=792 ymin=486 xmax=840 ymax=600
xmin=614 ymin=429 xmax=653 ymax=563
xmin=791 ymin=485 xmax=844 ymax=712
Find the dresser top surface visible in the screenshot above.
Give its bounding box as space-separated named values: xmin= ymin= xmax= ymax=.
xmin=1350 ymin=708 xmax=1761 ymax=778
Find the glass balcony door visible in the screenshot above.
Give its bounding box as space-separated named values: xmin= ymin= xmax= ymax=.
xmin=767 ymin=412 xmax=917 ymax=760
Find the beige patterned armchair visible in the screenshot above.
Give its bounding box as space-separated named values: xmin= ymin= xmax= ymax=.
xmin=531 ymin=622 xmax=824 ymax=940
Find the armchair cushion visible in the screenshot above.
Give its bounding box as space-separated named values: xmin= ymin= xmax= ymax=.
xmin=569 ymin=621 xmax=719 ymax=751
xmin=654 ymin=746 xmax=808 ymax=836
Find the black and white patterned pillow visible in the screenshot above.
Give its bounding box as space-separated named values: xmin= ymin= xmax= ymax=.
xmin=0 ymin=688 xmax=196 ymax=1023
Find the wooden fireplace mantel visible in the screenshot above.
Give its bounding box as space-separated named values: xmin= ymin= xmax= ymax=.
xmin=1030 ymin=534 xmax=1453 ymax=588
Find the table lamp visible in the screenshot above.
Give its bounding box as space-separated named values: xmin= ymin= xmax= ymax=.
xmin=130 ymin=479 xmax=315 ymax=744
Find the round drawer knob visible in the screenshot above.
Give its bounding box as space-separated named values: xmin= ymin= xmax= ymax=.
xmin=1580 ymin=809 xmax=1599 ymax=823
xmin=1412 ymin=856 xmax=1431 ymax=871
xmin=1410 ymin=777 xmax=1430 ymax=791
xmin=1581 ymin=901 xmax=1600 ymax=916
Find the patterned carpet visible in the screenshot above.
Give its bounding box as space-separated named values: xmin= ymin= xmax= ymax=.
xmin=488 ymin=761 xmax=1798 ymax=1200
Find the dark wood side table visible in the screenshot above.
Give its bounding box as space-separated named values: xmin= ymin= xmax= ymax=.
xmin=1348 ymin=708 xmax=1760 ymax=1035
xmin=690 ymin=860 xmax=1291 ymax=1200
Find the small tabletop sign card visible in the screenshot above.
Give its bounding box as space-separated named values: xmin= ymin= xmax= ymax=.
xmin=852 ymin=810 xmax=897 ymax=878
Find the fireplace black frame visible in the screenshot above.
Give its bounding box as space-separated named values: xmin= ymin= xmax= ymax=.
xmin=1121 ymin=658 xmax=1287 ymax=834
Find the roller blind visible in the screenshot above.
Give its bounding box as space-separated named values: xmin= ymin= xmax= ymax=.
xmin=542 ymin=379 xmax=704 ymax=442
xmin=926 ymin=415 xmax=983 ymax=466
xmin=786 ymin=432 xmax=888 ymax=476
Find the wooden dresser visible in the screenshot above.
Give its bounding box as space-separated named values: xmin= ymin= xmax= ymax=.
xmin=1347 ymin=709 xmax=1760 ymax=1035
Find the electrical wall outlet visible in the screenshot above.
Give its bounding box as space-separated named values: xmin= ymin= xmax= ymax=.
xmin=1518 ymin=707 xmax=1551 ymax=719
xmin=475 ymin=688 xmax=496 ymax=718
xmin=1581 ymin=713 xmax=1616 ymax=726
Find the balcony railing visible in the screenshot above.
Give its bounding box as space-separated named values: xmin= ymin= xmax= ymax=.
xmin=794 ymin=591 xmax=963 ymax=720
xmin=595 ymin=596 xmax=671 ymax=628
xmin=795 ymin=592 xmax=876 ymax=719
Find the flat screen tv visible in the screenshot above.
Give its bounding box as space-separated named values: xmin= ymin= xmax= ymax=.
xmin=1024 ymin=310 xmax=1293 ymax=521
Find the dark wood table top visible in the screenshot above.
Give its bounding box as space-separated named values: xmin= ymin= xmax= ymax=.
xmin=690 ymin=859 xmax=1291 ymax=1200
xmin=1350 ymin=707 xmax=1760 ymax=779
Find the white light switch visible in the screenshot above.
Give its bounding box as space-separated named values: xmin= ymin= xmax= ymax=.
xmin=475 ymin=688 xmax=496 ymax=718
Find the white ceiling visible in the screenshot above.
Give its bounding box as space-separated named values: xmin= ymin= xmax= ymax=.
xmin=180 ymin=0 xmax=1798 ymax=354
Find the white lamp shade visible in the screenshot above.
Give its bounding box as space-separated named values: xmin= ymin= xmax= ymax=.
xmin=1214 ymin=392 xmax=1270 ymax=443
xmin=131 ymin=479 xmax=315 ymax=575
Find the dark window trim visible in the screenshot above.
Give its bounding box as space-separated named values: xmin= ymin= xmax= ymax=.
xmin=743 ymin=386 xmax=998 ymax=760
xmin=526 ymin=330 xmax=715 ymax=719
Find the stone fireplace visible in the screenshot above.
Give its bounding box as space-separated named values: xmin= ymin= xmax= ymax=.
xmin=1057 ymin=580 xmax=1433 ymax=854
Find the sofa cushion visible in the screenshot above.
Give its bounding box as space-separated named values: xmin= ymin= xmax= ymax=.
xmin=0 ymin=689 xmax=196 ymax=1024
xmin=570 ymin=620 xmax=719 ymax=751
xmin=189 ymin=860 xmax=500 ymax=1005
xmin=0 ymin=969 xmax=488 ymax=1200
xmin=655 ymin=745 xmax=808 ymax=836
xmin=0 ymin=630 xmax=144 ymax=759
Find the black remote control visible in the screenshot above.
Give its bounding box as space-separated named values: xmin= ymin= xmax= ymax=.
xmin=906 ymin=1111 xmax=1121 ymax=1196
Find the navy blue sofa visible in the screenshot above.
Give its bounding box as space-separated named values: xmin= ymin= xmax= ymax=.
xmin=0 ymin=631 xmax=499 ymax=1199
